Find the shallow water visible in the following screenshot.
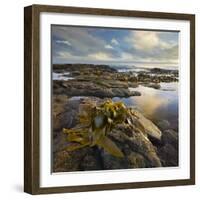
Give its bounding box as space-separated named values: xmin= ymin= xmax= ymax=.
xmin=53 ymin=72 xmax=74 ymax=81
xmin=113 ymin=82 xmax=178 ymax=130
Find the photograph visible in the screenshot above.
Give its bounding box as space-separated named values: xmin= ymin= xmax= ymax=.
xmin=24 ymin=5 xmax=195 ymax=194
xmin=52 ymin=25 xmax=179 ymax=172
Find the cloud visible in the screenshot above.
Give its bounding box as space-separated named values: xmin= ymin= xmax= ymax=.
xmin=126 ymin=31 xmax=174 ymax=51
xmin=56 ymin=40 xmax=72 ymax=46
xmin=159 ymin=41 xmax=173 ymax=49
xmin=123 ymin=30 xmax=178 ymax=64
xmin=52 ymin=26 xmax=179 ymax=66
xmin=57 ymin=51 xmax=73 ymax=58
xmin=105 ymin=44 xmax=113 ymax=49
xmin=111 ymin=38 xmax=119 ymax=45
xmin=88 ymin=52 xmax=112 ymax=61
xmin=52 ymin=26 xmax=108 ymax=56
xmin=126 ymin=31 xmax=159 ymax=51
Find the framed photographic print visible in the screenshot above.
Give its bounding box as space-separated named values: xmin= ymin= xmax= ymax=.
xmin=24 ymin=4 xmax=195 ymax=194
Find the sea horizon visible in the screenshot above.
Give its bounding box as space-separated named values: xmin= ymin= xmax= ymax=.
xmin=53 ymin=61 xmax=178 ymax=71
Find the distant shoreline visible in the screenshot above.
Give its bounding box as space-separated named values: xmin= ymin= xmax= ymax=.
xmin=53 ymin=63 xmax=179 ymax=74
xmin=53 ymin=62 xmax=178 ymax=71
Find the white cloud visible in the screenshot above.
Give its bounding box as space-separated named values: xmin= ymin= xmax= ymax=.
xmin=57 ymin=51 xmax=73 ymax=58
xmin=56 ymin=40 xmax=72 ymax=46
xmin=56 ymin=50 xmax=113 ymax=62
xmin=53 ymin=26 xmax=178 ymax=65
xmin=159 ymin=41 xmax=173 ymax=49
xmin=126 ymin=31 xmax=173 ymax=51
xmin=104 ymin=44 xmax=113 ymax=49
xmin=111 ymin=38 xmax=119 ymax=45
xmin=88 ymin=52 xmax=112 ymax=61
xmin=55 ymin=49 xmax=178 ymax=65
xmin=53 ymin=27 xmax=107 ymax=55
xmin=130 ymin=31 xmax=159 ymax=50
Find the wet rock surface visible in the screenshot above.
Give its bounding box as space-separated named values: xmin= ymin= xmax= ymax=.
xmin=141 ymin=83 xmax=161 ymax=89
xmin=53 ymin=79 xmax=141 ymax=98
xmin=52 ymin=64 xmax=179 ymax=172
xmin=53 ymin=64 xmax=178 ymax=98
xmin=53 ymin=97 xmax=166 ymax=172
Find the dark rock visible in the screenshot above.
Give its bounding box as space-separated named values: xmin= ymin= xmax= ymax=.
xmin=125 ymin=132 xmax=161 ymax=167
xmin=130 ymin=91 xmax=141 ymax=96
xmin=53 ymin=64 xmax=142 ymax=98
xmin=100 ymin=149 xmax=129 ymax=170
xmin=157 ymin=120 xmax=171 ymax=131
xmin=53 ymin=147 xmax=102 ymax=172
xmin=79 ymin=148 xmax=103 ymax=171
xmin=127 ymin=152 xmax=146 ymax=168
xmin=108 ymin=124 xmax=162 ymax=168
xmin=150 ymin=68 xmax=178 ymax=75
xmin=53 ymin=97 xmax=163 ymax=172
xmin=142 ymin=83 xmax=161 ymax=89
xmin=162 ymin=129 xmax=178 ymax=148
xmin=54 ymin=80 xmax=141 ymax=98
xmin=53 ymin=63 xmax=117 ymax=73
xmin=157 ymin=129 xmax=178 ymax=167
xmin=53 ymin=96 xmax=80 ymax=131
xmin=99 ymin=123 xmax=162 ymax=169
xmin=158 ymin=143 xmax=178 ymax=166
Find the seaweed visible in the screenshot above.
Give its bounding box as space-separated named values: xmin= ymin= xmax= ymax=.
xmin=63 ymin=100 xmax=132 ymax=158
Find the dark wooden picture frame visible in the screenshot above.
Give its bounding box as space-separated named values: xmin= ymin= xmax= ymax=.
xmin=24 ymin=4 xmax=195 ymax=194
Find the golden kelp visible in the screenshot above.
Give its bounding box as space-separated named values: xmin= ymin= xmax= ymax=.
xmin=63 ymin=100 xmax=132 ymax=158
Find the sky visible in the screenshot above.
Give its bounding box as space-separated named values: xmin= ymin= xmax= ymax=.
xmin=52 ymin=25 xmax=179 ymax=68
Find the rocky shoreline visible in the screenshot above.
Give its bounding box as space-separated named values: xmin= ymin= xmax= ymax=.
xmin=53 ymin=64 xmax=178 ymax=98
xmin=53 ymin=96 xmax=178 ymax=172
xmin=52 ymin=64 xmax=179 ymax=172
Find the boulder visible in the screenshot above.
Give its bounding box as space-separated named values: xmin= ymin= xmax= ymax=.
xmin=53 ymin=147 xmax=102 ymax=172
xmin=128 ymin=152 xmax=146 ymax=168
xmin=142 ymin=83 xmax=161 ymax=89
xmin=131 ymin=110 xmax=162 ymax=140
xmin=107 ymin=124 xmax=162 ymax=168
xmin=59 ymin=80 xmax=141 ymax=98
xmin=162 ymin=129 xmax=178 ymax=148
xmin=53 ymin=97 xmax=163 ymax=172
xmin=157 ymin=120 xmax=171 ymax=131
xmin=158 ymin=143 xmax=178 ymax=166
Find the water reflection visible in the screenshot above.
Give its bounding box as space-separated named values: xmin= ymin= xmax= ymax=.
xmin=113 ymin=82 xmax=178 ymax=130
xmin=53 ymin=72 xmax=74 ymax=81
